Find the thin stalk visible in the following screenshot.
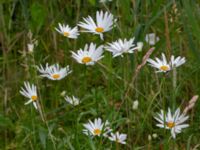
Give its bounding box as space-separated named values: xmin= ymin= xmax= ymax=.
xmin=172 ymin=68 xmax=177 ymax=110
xmin=134 ymin=77 xmax=165 ymax=145
xmin=29 ymin=52 xmax=57 ymax=150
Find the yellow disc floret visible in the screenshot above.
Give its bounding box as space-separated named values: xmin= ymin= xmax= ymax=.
xmin=82 ymin=57 xmax=92 ymax=64
xmin=63 ymin=32 xmax=69 ymax=37
xmin=52 ymin=74 xmax=60 ymax=79
xmin=31 ymin=95 xmax=37 ymax=101
xmin=95 ymin=27 xmax=104 ymax=33
xmin=93 ymin=128 xmax=101 ymax=135
xmin=160 ymin=65 xmax=170 ymax=71
xmin=167 ymin=121 xmax=175 ymax=128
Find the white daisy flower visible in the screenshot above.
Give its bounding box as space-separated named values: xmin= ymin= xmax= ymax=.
xmin=145 ymin=33 xmax=160 ymax=45
xmin=78 ymin=11 xmax=116 ymax=40
xmin=37 ymin=63 xmax=72 ymax=80
xmin=83 ymin=118 xmax=111 ymax=137
xmin=64 ymin=95 xmax=80 ymax=106
xmin=108 ymin=132 xmax=127 ymax=144
xmin=154 ymin=108 xmax=189 ymax=139
xmin=147 ymin=53 xmax=186 ymax=72
xmin=20 ymin=82 xmax=38 ymax=109
xmin=105 ymin=38 xmax=142 ymax=57
xmin=55 ymin=23 xmax=79 ymax=39
xmin=71 ymin=43 xmax=104 ymax=65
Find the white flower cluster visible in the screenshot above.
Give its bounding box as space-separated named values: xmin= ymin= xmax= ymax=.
xmin=19 ymin=8 xmax=190 ymax=145
xmin=83 ymin=118 xmax=127 ymax=144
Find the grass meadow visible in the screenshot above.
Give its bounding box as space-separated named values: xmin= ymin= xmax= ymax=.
xmin=1 ymin=0 xmax=200 ymax=149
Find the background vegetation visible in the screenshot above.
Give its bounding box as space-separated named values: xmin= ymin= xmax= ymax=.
xmin=1 ymin=0 xmax=200 ymax=149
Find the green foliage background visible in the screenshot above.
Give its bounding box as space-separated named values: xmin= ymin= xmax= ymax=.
xmin=0 ymin=0 xmax=200 ymax=149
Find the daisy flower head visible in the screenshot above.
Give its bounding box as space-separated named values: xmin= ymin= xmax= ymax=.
xmin=71 ymin=43 xmax=104 ymax=65
xmin=145 ymin=33 xmax=160 ymax=45
xmin=147 ymin=53 xmax=186 ymax=73
xmin=154 ymin=108 xmax=189 ymax=139
xmin=78 ymin=11 xmax=116 ymax=40
xmin=147 ymin=53 xmax=170 ymax=72
xmin=83 ymin=118 xmax=111 ymax=137
xmin=55 ymin=23 xmax=79 ymax=39
xmin=20 ymin=82 xmax=38 ymax=109
xmin=108 ymin=132 xmax=127 ymax=144
xmin=65 ymin=95 xmax=80 ymax=106
xmin=37 ymin=63 xmax=72 ymax=80
xmin=105 ymin=37 xmax=139 ymax=57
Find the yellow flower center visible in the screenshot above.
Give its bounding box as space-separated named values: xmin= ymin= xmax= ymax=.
xmin=52 ymin=74 xmax=60 ymax=79
xmin=95 ymin=27 xmax=104 ymax=33
xmin=160 ymin=65 xmax=170 ymax=71
xmin=31 ymin=95 xmax=37 ymax=101
xmin=167 ymin=121 xmax=175 ymax=128
xmin=82 ymin=57 xmax=92 ymax=64
xmin=93 ymin=128 xmax=101 ymax=135
xmin=63 ymin=32 xmax=69 ymax=37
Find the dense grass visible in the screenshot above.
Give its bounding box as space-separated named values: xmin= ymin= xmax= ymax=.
xmin=1 ymin=0 xmax=200 ymax=149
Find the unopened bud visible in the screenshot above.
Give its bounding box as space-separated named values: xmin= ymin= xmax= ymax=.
xmin=148 ymin=135 xmax=152 ymax=141
xmin=132 ymin=100 xmax=139 ymax=110
xmin=152 ymin=133 xmax=158 ymax=139
xmin=27 ymin=43 xmax=34 ymax=53
xmin=60 ymin=91 xmax=66 ymax=97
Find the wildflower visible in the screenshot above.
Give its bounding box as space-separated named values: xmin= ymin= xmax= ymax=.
xmin=108 ymin=132 xmax=127 ymax=144
xmin=105 ymin=38 xmax=141 ymax=57
xmin=20 ymin=82 xmax=38 ymax=109
xmin=83 ymin=118 xmax=111 ymax=137
xmin=147 ymin=53 xmax=186 ymax=73
xmin=145 ymin=33 xmax=160 ymax=45
xmin=71 ymin=43 xmax=104 ymax=65
xmin=148 ymin=135 xmax=152 ymax=141
xmin=132 ymin=100 xmax=139 ymax=110
xmin=27 ymin=43 xmax=34 ymax=52
xmin=60 ymin=91 xmax=67 ymax=97
xmin=154 ymin=108 xmax=189 ymax=139
xmin=55 ymin=23 xmax=79 ymax=39
xmin=27 ymin=30 xmax=38 ymax=53
xmin=65 ymin=95 xmax=80 ymax=106
xmin=152 ymin=133 xmax=158 ymax=139
xmin=78 ymin=11 xmax=116 ymax=40
xmin=37 ymin=63 xmax=72 ymax=80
